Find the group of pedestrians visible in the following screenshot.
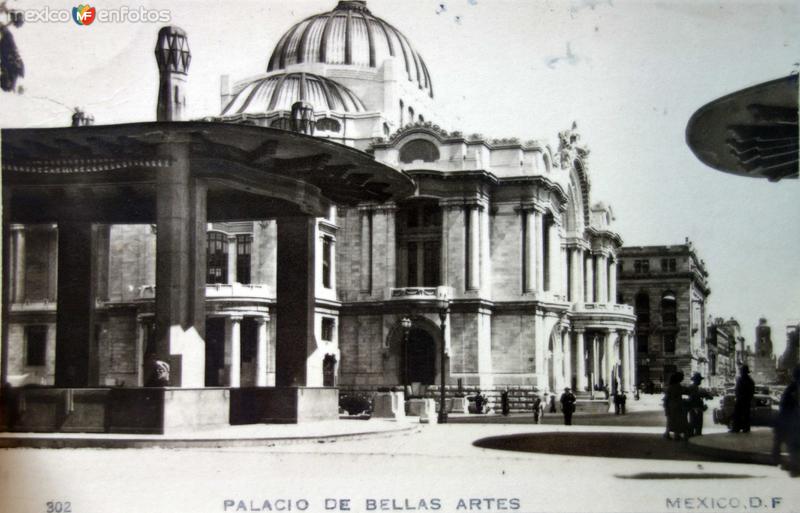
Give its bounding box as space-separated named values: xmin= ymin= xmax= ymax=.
xmin=530 ymin=388 xmax=577 ymax=425
xmin=662 ymin=371 xmax=712 ymax=441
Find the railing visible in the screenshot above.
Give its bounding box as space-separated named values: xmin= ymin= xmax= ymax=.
xmin=138 ymin=283 xmax=274 ymax=300
xmin=387 ymin=286 xmax=452 ymax=301
xmin=572 ymin=302 xmax=635 ymax=315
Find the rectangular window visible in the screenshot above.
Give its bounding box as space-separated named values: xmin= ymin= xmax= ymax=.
xmin=669 ymin=258 xmax=676 ymax=272
xmin=236 ymin=234 xmax=252 ymax=284
xmin=422 ymin=241 xmax=440 ymax=286
xmin=664 ymin=333 xmax=676 ymax=353
xmin=321 ymin=317 xmax=335 ymax=342
xmin=322 ymin=236 xmax=333 ymax=289
xmin=660 ymin=258 xmax=668 ymax=272
xmin=407 ymin=241 xmax=418 ymax=286
xmin=634 ymin=260 xmax=642 ymax=273
xmin=207 ymin=232 xmax=228 ymax=284
xmin=25 ymin=325 xmax=47 ymax=366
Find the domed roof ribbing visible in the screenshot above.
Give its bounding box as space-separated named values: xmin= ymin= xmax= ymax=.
xmin=267 ymin=1 xmax=433 ymax=98
xmin=221 ymin=72 xmax=367 ymax=116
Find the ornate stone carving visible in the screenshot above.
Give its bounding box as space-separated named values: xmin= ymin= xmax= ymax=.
xmin=556 ymin=121 xmax=590 ymax=169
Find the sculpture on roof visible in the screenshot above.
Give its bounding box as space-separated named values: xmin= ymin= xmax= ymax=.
xmin=557 ymin=121 xmax=590 ymax=168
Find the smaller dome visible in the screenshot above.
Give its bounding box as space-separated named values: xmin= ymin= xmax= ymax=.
xmin=221 ymin=72 xmax=367 ymax=116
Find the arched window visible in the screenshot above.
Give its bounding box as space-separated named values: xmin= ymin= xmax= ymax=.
xmin=316 ymin=117 xmax=341 ymax=132
xmin=207 ymin=232 xmax=228 ymax=284
xmin=661 ymin=291 xmax=677 ymax=326
xmin=399 ymin=139 xmax=439 ymax=163
xmin=635 ymin=292 xmax=650 ymax=325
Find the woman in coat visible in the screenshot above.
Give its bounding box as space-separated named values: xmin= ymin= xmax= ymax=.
xmin=663 ymin=371 xmax=688 ymax=440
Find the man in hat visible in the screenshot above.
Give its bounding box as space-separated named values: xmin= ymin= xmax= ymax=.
xmin=687 ymin=372 xmax=713 ymax=437
xmin=731 ymin=365 xmax=755 ymax=433
xmin=560 ymin=387 xmax=577 ymax=425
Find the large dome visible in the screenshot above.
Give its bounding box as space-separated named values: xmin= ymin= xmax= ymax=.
xmin=267 ymin=1 xmax=433 ymax=98
xmin=222 ymin=72 xmax=367 ymax=116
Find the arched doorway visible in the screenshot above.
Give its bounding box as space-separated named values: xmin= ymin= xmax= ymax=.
xmin=405 ymin=327 xmax=436 ymax=385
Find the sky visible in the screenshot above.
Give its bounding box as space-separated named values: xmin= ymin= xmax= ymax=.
xmin=1 ymin=0 xmax=798 ymax=353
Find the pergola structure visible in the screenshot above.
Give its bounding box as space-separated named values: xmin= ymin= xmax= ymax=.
xmin=686 ymin=74 xmax=798 ymax=181
xmin=1 ymin=121 xmax=412 ymax=429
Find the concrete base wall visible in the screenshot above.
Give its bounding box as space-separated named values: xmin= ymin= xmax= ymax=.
xmin=230 ymin=387 xmax=338 ymax=424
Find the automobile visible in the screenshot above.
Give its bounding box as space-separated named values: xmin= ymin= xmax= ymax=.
xmin=712 ymin=386 xmax=778 ymax=428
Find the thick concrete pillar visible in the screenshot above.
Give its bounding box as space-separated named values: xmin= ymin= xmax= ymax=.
xmin=467 ymin=205 xmax=481 ymax=290
xmin=597 ymin=254 xmax=608 ymax=303
xmin=227 ymin=235 xmax=237 ymax=284
xmin=524 ymin=210 xmax=537 ymax=293
xmin=609 ymin=257 xmax=618 ymax=303
xmin=359 ymin=208 xmax=371 ymax=294
xmin=535 ymin=212 xmax=544 ymax=293
xmin=575 ymin=330 xmax=587 ymax=391
xmin=255 ymin=316 xmax=269 ymax=386
xmin=227 ymin=315 xmax=242 ymax=387
xmin=155 ymin=141 xmax=207 ymax=387
xmin=11 ymin=225 xmax=25 ymax=303
xmin=562 ymin=329 xmax=572 ymax=390
xmin=276 ymin=215 xmax=316 ymax=387
xmin=620 ymin=330 xmax=629 ymax=392
xmin=584 ymin=253 xmax=594 ymax=302
xmin=55 ymin=222 xmax=97 ymax=387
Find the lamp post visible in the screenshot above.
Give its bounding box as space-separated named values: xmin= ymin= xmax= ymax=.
xmin=437 ymin=300 xmax=449 ymax=424
xmin=400 ymin=317 xmax=412 ymax=395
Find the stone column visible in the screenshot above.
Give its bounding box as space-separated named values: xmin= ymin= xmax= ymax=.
xmin=563 ymin=328 xmax=572 ymax=390
xmin=255 ymin=316 xmax=269 ymax=386
xmin=480 ymin=202 xmax=491 ymax=296
xmin=548 ymin=220 xmax=560 ymax=296
xmin=11 ymin=225 xmax=25 ymax=303
xmin=154 ymin=140 xmax=207 ymax=387
xmin=561 ymin=247 xmax=568 ymax=300
xmin=575 ymin=329 xmax=587 ymax=391
xmin=620 ymin=330 xmax=629 ymax=392
xmin=275 ymin=215 xmax=316 ymax=387
xmin=467 ymin=205 xmax=481 ymax=290
xmin=1 ymin=190 xmax=10 ymax=388
xmin=136 ymin=316 xmax=147 ymax=387
xmin=55 ymin=221 xmax=97 ymax=387
xmin=569 ymin=248 xmax=581 ymax=302
xmin=535 ymin=212 xmax=544 ymax=294
xmin=596 ymin=254 xmax=608 ymax=303
xmin=605 ymin=330 xmax=617 ymax=390
xmin=524 ymin=210 xmax=537 ymax=293
xmin=227 ymin=234 xmax=237 ymax=284
xmin=592 ymin=334 xmax=600 ymax=391
xmin=359 ymin=208 xmax=371 ymax=294
xmin=609 ymin=257 xmax=618 ymax=303
xmin=227 ymin=315 xmax=242 ymax=387
xmin=535 ymin=311 xmax=546 ymax=389
xmin=628 ymin=331 xmax=637 ymax=392
xmin=584 ymin=254 xmax=594 ymax=302
xmin=576 ymin=249 xmax=584 ymax=304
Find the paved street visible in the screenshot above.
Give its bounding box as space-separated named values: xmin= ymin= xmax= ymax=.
xmin=1 ymin=421 xmax=797 ymax=513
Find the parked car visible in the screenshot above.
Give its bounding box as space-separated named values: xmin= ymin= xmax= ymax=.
xmin=712 ymin=386 xmax=778 ymax=427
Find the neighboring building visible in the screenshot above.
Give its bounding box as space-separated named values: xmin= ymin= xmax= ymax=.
xmin=3 ymin=1 xmax=636 ymax=405
xmin=617 ymin=240 xmax=711 ymax=389
xmin=706 ymin=317 xmax=738 ymax=389
xmin=752 ymin=318 xmax=778 ymax=384
xmin=777 ymin=322 xmax=799 ymax=384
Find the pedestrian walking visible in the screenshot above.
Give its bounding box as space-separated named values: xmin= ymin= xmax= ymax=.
xmin=731 ymin=365 xmax=755 ymax=433
xmin=686 ymin=372 xmax=712 ymax=437
xmin=560 ymin=387 xmax=577 ymax=425
xmin=663 ymin=371 xmax=688 ymax=440
xmin=549 ymin=393 xmax=557 ymax=413
xmin=772 ymin=366 xmax=800 ymax=476
xmin=500 ymin=389 xmax=510 ymax=416
xmin=532 ymin=394 xmax=543 ymax=424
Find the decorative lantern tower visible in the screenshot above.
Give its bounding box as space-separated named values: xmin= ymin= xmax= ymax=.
xmin=290 ymin=101 xmax=316 ymax=135
xmin=155 ymin=26 xmax=191 ymax=121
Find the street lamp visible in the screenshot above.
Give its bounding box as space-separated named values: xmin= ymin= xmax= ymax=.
xmin=400 ymin=317 xmax=412 ymax=394
xmin=437 ymin=300 xmax=449 ymax=424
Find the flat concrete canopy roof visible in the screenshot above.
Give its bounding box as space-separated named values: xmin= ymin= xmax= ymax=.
xmin=685 ymin=74 xmax=798 ymax=181
xmin=2 ymin=121 xmax=414 ymax=223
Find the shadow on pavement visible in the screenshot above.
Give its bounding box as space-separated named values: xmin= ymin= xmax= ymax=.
xmin=474 ymin=432 xmax=752 ymax=465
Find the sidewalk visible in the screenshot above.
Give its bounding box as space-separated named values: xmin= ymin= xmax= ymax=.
xmin=0 ymin=417 xmax=419 ymax=449
xmin=687 ymin=428 xmax=782 ymax=465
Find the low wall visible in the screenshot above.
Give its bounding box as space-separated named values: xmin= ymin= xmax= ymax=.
xmin=2 ymin=388 xmax=112 ymax=433
xmin=230 ymin=387 xmax=338 ymax=424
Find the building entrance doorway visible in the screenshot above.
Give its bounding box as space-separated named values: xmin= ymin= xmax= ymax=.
xmin=405 ymin=327 xmax=435 ymax=385
xmin=323 ymin=354 xmax=337 ymax=387
xmin=205 ymin=318 xmax=225 ymax=386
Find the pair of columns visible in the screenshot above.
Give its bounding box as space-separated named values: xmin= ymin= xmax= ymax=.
xmin=522 ymin=208 xmax=562 ymax=296
xmin=583 ymin=253 xmax=617 ymax=303
xmin=573 ymin=329 xmax=634 ymax=393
